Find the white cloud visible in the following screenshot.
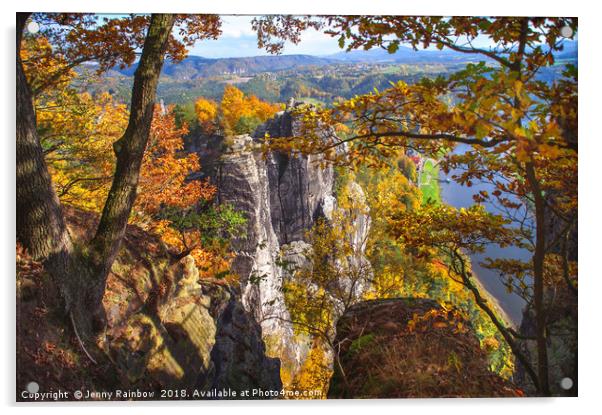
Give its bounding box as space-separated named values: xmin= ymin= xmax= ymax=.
xmin=188 ymin=15 xmax=343 ymax=58
xmin=281 ymin=27 xmax=341 ymax=55
xmin=218 ymin=15 xmax=257 ymax=38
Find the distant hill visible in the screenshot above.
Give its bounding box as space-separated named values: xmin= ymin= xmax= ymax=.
xmin=78 ymin=41 xmax=577 ymax=105
xmin=116 ymin=54 xmax=337 ymax=80
xmin=328 ymin=40 xmax=578 ymax=63
xmin=102 ymin=40 xmax=576 ymax=82
xmin=327 ymin=46 xmax=488 ymax=63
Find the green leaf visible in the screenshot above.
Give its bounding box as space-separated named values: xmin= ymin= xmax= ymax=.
xmin=387 ymin=41 xmax=399 ymax=54
xmin=475 ymin=123 xmax=488 ymax=139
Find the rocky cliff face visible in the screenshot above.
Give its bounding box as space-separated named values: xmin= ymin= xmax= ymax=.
xmin=515 ymin=283 xmax=578 ymax=396
xmin=513 ymin=202 xmax=578 ymax=397
xmin=17 ymin=208 xmax=282 ymax=400
xmin=256 ymin=109 xmax=337 ymax=245
xmin=106 ymin=255 xmax=282 ymax=396
xmin=208 ymin=107 xmax=371 ymax=380
xmin=214 ymin=134 xmax=300 ymax=370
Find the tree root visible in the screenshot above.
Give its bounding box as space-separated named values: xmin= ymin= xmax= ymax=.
xmin=70 ymin=311 xmax=97 ymax=365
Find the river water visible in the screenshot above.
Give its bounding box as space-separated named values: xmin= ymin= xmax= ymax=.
xmin=438 ymin=149 xmax=531 ymax=325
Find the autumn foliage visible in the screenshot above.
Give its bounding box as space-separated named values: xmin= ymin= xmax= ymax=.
xmin=254 ymin=16 xmax=577 ymax=395
xmin=35 ymin=89 xmax=213 ymax=216
xmin=137 ymin=108 xmax=215 ymax=216
xmin=195 ymin=85 xmax=282 ymax=136
xmin=27 ymin=41 xmax=229 ymax=273
xmin=194 ymin=97 xmax=218 ymax=133
xmin=17 ymin=13 xmax=577 ymax=399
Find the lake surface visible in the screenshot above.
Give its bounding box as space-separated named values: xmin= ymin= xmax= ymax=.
xmin=438 ymin=148 xmax=531 ymax=325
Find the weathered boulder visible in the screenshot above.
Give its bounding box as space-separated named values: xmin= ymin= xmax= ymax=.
xmin=328 ymin=298 xmax=521 ymax=398
xmin=17 ymin=207 xmax=283 ymax=400
xmin=109 ymin=260 xmax=216 ymax=389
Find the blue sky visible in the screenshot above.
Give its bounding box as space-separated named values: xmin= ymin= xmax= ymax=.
xmin=186 ymin=15 xmax=511 ymax=58
xmin=94 ymin=14 xmax=575 ymax=59
xmin=94 ymin=14 xmax=343 ymax=57
xmin=188 ymin=15 xmax=342 ymax=58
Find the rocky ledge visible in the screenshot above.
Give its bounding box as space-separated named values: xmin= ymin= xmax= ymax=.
xmin=16 ymin=207 xmax=282 ymax=400
xmin=328 ymin=298 xmax=522 ymax=398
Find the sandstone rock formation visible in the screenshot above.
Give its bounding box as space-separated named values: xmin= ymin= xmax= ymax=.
xmin=17 ymin=207 xmax=282 ymax=399
xmin=214 ymin=134 xmax=300 ymax=371
xmin=106 ymin=254 xmax=282 ymax=396
xmin=210 ymin=108 xmax=371 ymax=379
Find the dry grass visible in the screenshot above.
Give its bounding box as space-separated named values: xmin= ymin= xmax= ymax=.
xmin=329 ymin=298 xmax=522 ymax=398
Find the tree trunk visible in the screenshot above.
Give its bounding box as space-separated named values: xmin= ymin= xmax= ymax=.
xmin=16 ymin=12 xmax=78 ymax=305
xmin=16 ymin=13 xmax=176 ymax=337
xmin=525 ymin=160 xmax=551 ymax=396
xmin=450 ymin=251 xmax=540 ymax=390
xmin=513 ymin=20 xmax=551 ymax=395
xmin=86 ymin=14 xmax=176 ymax=319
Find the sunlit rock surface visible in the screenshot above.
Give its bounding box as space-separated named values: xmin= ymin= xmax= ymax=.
xmin=211 ymin=107 xmax=372 ymax=382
